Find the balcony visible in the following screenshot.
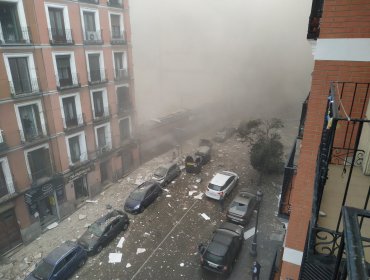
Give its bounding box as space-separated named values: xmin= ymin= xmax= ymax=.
xmin=0 ymin=26 xmax=32 ymax=45
xmin=93 ymin=107 xmax=110 ymax=123
xmin=83 ymin=30 xmax=103 ymax=45
xmin=299 ymin=82 xmax=370 ymax=279
xmin=56 ymin=72 xmax=80 ymax=91
xmin=29 ymin=166 xmax=53 ymax=186
xmin=88 ymin=69 xmax=108 ymax=85
xmin=0 ymin=182 xmax=15 ymax=201
xmin=48 ymin=28 xmax=74 ymax=45
xmin=63 ymin=114 xmax=85 ymax=133
xmin=96 ymin=142 xmax=113 ymax=158
xmin=107 ymin=0 xmax=123 ymax=8
xmin=79 ymin=0 xmax=99 ymax=4
xmin=9 ymin=77 xmax=41 ymax=99
xmin=115 ymin=69 xmax=129 ymax=83
xmin=111 ymin=30 xmax=126 ymax=45
xmin=68 ymin=151 xmax=89 ymax=169
xmin=307 ymin=0 xmax=324 ymax=40
xmin=0 ymin=130 xmax=8 ymax=152
xmin=19 ymin=129 xmax=47 ymax=144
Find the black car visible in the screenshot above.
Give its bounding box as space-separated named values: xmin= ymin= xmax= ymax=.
xmin=77 ymin=210 xmax=129 ymax=255
xmin=26 ymin=241 xmax=87 ymax=280
xmin=226 ymin=189 xmax=259 ymax=225
xmin=198 ymin=222 xmax=244 ymax=275
xmin=124 ymin=181 xmax=162 ymax=214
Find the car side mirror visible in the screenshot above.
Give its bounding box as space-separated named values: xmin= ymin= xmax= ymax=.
xmin=198 ymin=243 xmax=206 ymax=254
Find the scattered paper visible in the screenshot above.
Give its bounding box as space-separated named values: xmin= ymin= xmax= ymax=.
xmin=86 ymin=200 xmax=98 ymax=203
xmin=163 ymin=188 xmax=170 ymax=193
xmin=180 ymin=263 xmax=184 ymax=267
xmin=194 ymin=192 xmax=204 ymax=200
xmin=193 ymin=185 xmax=198 ymax=189
xmin=200 ymin=213 xmax=210 ymax=220
xmin=136 ymin=248 xmax=146 ymax=255
xmin=188 ymin=191 xmax=197 ymax=196
xmin=168 ymin=203 xmax=172 ymax=207
xmin=144 ymin=232 xmax=150 ymax=236
xmin=46 ymin=222 xmax=58 ymax=230
xmin=117 ymin=237 xmax=125 ymax=248
xmin=108 ymin=253 xmax=122 ymax=263
xmin=166 ymin=195 xmax=172 ymax=198
xmin=126 ymin=263 xmax=131 ymax=268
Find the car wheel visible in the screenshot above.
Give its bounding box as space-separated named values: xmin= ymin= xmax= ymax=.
xmin=96 ymin=245 xmax=103 ymax=254
xmin=122 ymin=223 xmax=129 ymax=231
xmin=78 ymin=257 xmax=87 ymax=268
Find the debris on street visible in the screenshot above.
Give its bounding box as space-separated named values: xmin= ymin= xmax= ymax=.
xmin=46 ymin=222 xmax=58 ymax=230
xmin=136 ymin=248 xmax=146 ymax=255
xmin=194 ymin=192 xmax=203 ymax=200
xmin=200 ymin=213 xmax=210 ymax=220
xmin=108 ymin=253 xmax=122 ymax=263
xmin=117 ymin=237 xmax=125 ymax=248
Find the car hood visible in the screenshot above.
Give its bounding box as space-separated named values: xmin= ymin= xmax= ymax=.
xmin=78 ymin=232 xmax=100 ymax=250
xmin=125 ymin=197 xmax=141 ymax=209
xmin=228 ymin=207 xmax=246 ymax=217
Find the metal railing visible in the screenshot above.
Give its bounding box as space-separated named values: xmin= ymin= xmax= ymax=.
xmin=29 ymin=166 xmax=53 ymax=183
xmin=19 ymin=129 xmax=46 ymax=143
xmin=0 ymin=26 xmax=32 ymax=44
xmin=93 ymin=107 xmax=110 ymax=121
xmin=307 ymin=0 xmax=324 ymax=40
xmin=88 ymin=69 xmax=107 ymax=84
xmin=56 ymin=72 xmax=80 ymax=90
xmin=111 ymin=29 xmax=126 ymax=44
xmin=69 ymin=151 xmax=89 ymax=166
xmin=9 ymin=78 xmax=40 ymax=97
xmin=84 ymin=30 xmax=103 ymax=44
xmin=79 ymin=0 xmax=99 ymax=4
xmin=63 ymin=114 xmax=85 ymax=130
xmin=96 ymin=142 xmax=113 ymax=157
xmin=48 ymin=28 xmax=74 ymax=45
xmin=298 ymin=94 xmax=309 ymax=139
xmin=115 ymin=69 xmax=129 ymax=82
xmin=0 ymin=129 xmax=4 ymax=144
xmin=107 ymin=0 xmax=123 ymax=8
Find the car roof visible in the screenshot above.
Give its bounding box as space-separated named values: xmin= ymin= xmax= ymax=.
xmin=45 ymin=241 xmax=77 ymax=265
xmin=208 ymin=232 xmax=233 ymax=256
xmin=218 ymin=222 xmax=243 ymax=236
xmin=94 ymin=210 xmax=126 ymax=229
xmin=138 ymin=181 xmax=158 ymax=189
xmin=210 ymin=172 xmax=233 ymax=186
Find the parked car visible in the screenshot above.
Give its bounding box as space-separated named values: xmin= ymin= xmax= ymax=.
xmin=25 ymin=241 xmax=87 ymax=280
xmin=152 ymin=162 xmax=181 ymax=186
xmin=77 ymin=210 xmax=129 ymax=255
xmin=226 ymin=189 xmax=259 ymax=225
xmin=205 ymin=171 xmax=239 ymax=200
xmin=124 ymin=181 xmax=162 ymax=214
xmin=213 ymin=127 xmax=235 ymax=143
xmin=195 ymin=139 xmax=212 ymax=164
xmin=198 ymin=222 xmax=244 ymax=275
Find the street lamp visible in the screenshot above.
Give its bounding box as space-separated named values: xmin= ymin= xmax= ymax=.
xmin=250 ymin=190 xmax=263 ymax=257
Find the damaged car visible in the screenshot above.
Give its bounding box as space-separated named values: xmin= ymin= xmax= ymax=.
xmin=226 ymin=189 xmax=259 ymax=225
xmin=195 ymin=139 xmax=212 ymax=164
xmin=205 ymin=171 xmax=239 ymax=200
xmin=77 ymin=210 xmax=129 ymax=255
xmin=124 ymin=181 xmax=162 ymax=214
xmin=152 ymin=162 xmax=181 ymax=186
xmin=198 ymin=222 xmax=244 ymax=275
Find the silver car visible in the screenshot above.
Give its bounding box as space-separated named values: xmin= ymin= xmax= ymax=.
xmin=152 ymin=162 xmax=181 ymax=186
xmin=205 ymin=171 xmax=239 ymax=200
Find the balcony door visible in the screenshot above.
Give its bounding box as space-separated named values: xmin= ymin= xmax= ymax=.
xmin=119 ymin=118 xmax=131 ymax=141
xmin=117 ymin=87 xmax=130 ymax=111
xmin=19 ymin=104 xmax=42 ymax=141
xmin=97 ymin=126 xmax=107 ymax=148
xmin=49 ymin=7 xmax=66 ymax=42
xmin=8 ymin=57 xmax=32 ymax=94
xmin=27 ymin=147 xmax=52 ymax=181
xmin=69 ymin=136 xmax=81 ymax=163
xmin=0 ymin=164 xmax=7 ymax=198
xmin=62 ymin=97 xmax=77 ymax=127
xmin=93 ymin=91 xmax=104 ymax=117
xmin=88 ymin=54 xmax=101 ymax=82
xmin=110 ymin=14 xmax=121 ymax=38
xmin=56 ymin=55 xmax=72 ymax=87
xmin=114 ymin=52 xmax=124 ymax=79
xmin=0 ymin=3 xmax=21 ymax=42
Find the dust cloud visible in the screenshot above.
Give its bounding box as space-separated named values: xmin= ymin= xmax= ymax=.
xmin=130 ymin=0 xmax=314 ymax=124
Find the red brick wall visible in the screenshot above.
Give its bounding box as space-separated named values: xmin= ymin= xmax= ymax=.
xmin=321 ymin=1 xmax=370 ymax=38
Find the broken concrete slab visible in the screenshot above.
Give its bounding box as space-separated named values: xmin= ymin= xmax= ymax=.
xmin=108 ymin=253 xmax=122 ymax=263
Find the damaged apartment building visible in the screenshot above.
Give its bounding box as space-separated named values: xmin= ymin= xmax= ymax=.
xmin=0 ymin=0 xmax=139 ymax=254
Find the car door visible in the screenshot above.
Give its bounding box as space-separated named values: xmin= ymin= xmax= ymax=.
xmin=109 ymin=219 xmax=121 ymax=238
xmin=223 ymin=177 xmax=234 ymax=195
xmin=143 ymin=187 xmax=154 ymax=206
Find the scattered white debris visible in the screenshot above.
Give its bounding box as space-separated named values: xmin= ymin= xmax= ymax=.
xmin=78 ymin=214 xmax=87 ymax=220
xmin=244 ymin=227 xmax=259 ymax=240
xmin=108 ymin=253 xmax=122 ymax=263
xmin=68 ymin=218 xmax=71 ymax=222
xmin=46 ymin=222 xmax=58 ymax=230
xmin=319 ymin=211 xmax=327 ymax=217
xmin=84 ymin=223 xmax=91 ymax=228
xmin=168 ymin=203 xmax=172 ymax=207
xmin=180 ymin=263 xmax=184 ymax=267
xmin=200 ymin=213 xmax=210 ymax=220
xmin=180 ymin=165 xmax=185 ymax=170
xmin=163 ymin=188 xmax=170 ymax=193
xmin=188 ymin=191 xmax=197 ymax=196
xmin=192 ymin=185 xmax=198 ymax=189
xmin=126 ymin=263 xmax=131 ymax=268
xmin=195 ymin=178 xmax=201 ymax=183
xmin=194 ymin=192 xmax=203 ymax=200
xmin=99 ymin=262 xmax=102 ymax=266
xmin=86 ymin=200 xmax=98 ymax=203
xmin=135 ymin=179 xmax=145 ymax=185
xmin=166 ymin=195 xmax=172 ymax=198
xmin=117 ymin=237 xmax=125 ymax=248
xmin=171 ymin=181 xmax=176 ymax=184
xmin=144 ymin=232 xmax=150 ymax=237
xmin=183 ymin=207 xmax=188 ymax=210
xmin=136 ymin=248 xmax=146 ymax=254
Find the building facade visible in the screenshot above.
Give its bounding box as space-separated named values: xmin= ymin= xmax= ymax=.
xmin=279 ymin=0 xmax=370 ymax=279
xmin=0 ymin=0 xmax=139 ymax=254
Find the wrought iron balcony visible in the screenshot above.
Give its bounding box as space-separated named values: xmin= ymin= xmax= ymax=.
xmin=63 ymin=114 xmax=85 ymax=132
xmin=115 ymin=69 xmax=129 ymax=82
xmin=29 ymin=166 xmax=53 ymax=184
xmin=9 ymin=77 xmax=41 ymax=98
xmin=79 ymin=0 xmax=99 ymax=4
xmin=307 ymin=0 xmax=324 ymax=40
xmin=69 ymin=151 xmax=89 ymax=167
xmin=48 ymin=28 xmax=74 ymax=45
xmin=84 ymin=30 xmax=103 ymax=44
xmin=88 ymin=69 xmax=108 ymax=85
xmin=107 ymin=0 xmax=123 ymax=8
xmin=111 ymin=29 xmax=126 ymax=45
xmin=298 ymin=94 xmax=309 ymax=139
xmin=56 ymin=72 xmax=80 ymax=90
xmin=0 ymin=26 xmax=32 ymax=44
xmin=93 ymin=107 xmax=110 ymax=122
xmin=96 ymin=142 xmax=113 ymax=157
xmin=19 ymin=129 xmax=47 ymax=144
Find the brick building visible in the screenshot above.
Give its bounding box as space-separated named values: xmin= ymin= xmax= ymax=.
xmin=278 ymin=0 xmax=370 ymax=279
xmin=0 ymin=0 xmax=139 ymax=254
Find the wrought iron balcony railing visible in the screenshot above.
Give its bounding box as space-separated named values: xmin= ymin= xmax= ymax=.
xmin=96 ymin=142 xmax=113 ymax=157
xmin=307 ymin=0 xmax=324 ymax=40
xmin=93 ymin=107 xmax=110 ymax=122
xmin=48 ymin=28 xmax=74 ymax=45
xmin=29 ymin=166 xmax=53 ymax=183
xmin=56 ymin=72 xmax=80 ymax=90
xmin=298 ymin=94 xmax=309 ymax=139
xmin=19 ymin=129 xmax=46 ymax=143
xmin=63 ymin=114 xmax=85 ymax=131
xmin=0 ymin=26 xmax=32 ymax=44
xmin=69 ymin=151 xmax=89 ymax=167
xmin=88 ymin=69 xmax=108 ymax=85
xmin=111 ymin=29 xmax=126 ymax=44
xmin=9 ymin=78 xmax=40 ymax=97
xmin=115 ymin=69 xmax=129 ymax=82
xmin=84 ymin=30 xmax=103 ymax=44
xmin=107 ymin=0 xmax=123 ymax=8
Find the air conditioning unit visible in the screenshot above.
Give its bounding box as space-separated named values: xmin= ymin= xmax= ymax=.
xmin=87 ymin=31 xmax=97 ymax=41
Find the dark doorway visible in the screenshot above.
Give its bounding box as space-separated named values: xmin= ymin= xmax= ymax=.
xmin=73 ymin=176 xmax=88 ymax=200
xmin=0 ymin=209 xmax=22 ymax=254
xmin=100 ymin=162 xmax=109 ymax=183
xmin=121 ymin=151 xmax=133 ymax=175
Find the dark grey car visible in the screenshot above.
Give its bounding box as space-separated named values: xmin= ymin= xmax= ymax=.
xmin=152 ymin=162 xmax=181 ymax=186
xmin=226 ymin=189 xmax=258 ymax=225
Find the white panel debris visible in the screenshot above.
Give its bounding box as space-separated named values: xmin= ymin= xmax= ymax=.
xmin=46 ymin=222 xmax=58 ymax=230
xmin=108 ymin=253 xmax=122 ymax=263
xmin=126 ymin=263 xmax=131 ymax=268
xmin=117 ymin=237 xmax=125 ymax=248
xmin=188 ymin=191 xmax=197 ymax=196
xmin=194 ymin=192 xmax=203 ymax=200
xmin=200 ymin=213 xmax=210 ymax=220
xmin=244 ymin=227 xmax=259 ymax=240
xmin=136 ymin=248 xmax=146 ymax=254
xmin=166 ymin=195 xmax=172 ymax=198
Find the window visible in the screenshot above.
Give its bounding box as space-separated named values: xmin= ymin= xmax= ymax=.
xmin=110 ymin=14 xmax=121 ymax=39
xmin=82 ymin=9 xmax=101 ymax=43
xmin=18 ymin=104 xmax=43 ymax=141
xmin=26 ymin=146 xmax=52 ymax=181
xmin=87 ymin=53 xmax=104 ymax=83
xmin=0 ymin=1 xmax=29 ymax=44
xmin=95 ymin=123 xmax=111 ymax=151
xmin=66 ymin=132 xmax=87 ymax=165
xmin=69 ymin=136 xmax=81 ymax=163
xmin=117 ymin=87 xmax=131 ymax=112
xmin=119 ymin=117 xmax=131 ymax=142
xmin=0 ymin=158 xmax=15 ymax=198
xmin=60 ymin=93 xmax=83 ymax=129
xmin=114 ymin=52 xmax=127 ymax=81
xmin=96 ymin=127 xmax=106 ymax=148
xmin=46 ymin=4 xmax=72 ymax=45
xmin=56 ymin=55 xmax=72 ymax=87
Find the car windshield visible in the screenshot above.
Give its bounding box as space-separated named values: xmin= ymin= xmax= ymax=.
xmin=230 ymin=200 xmax=248 ymax=211
xmin=88 ymin=223 xmax=104 ymax=237
xmin=204 ymin=251 xmax=224 ymax=264
xmin=129 ymin=188 xmax=147 ymax=201
xmin=208 ymin=183 xmax=222 ymax=191
xmin=33 ymin=259 xmax=54 ymax=280
xmin=154 ymin=167 xmax=167 ymax=177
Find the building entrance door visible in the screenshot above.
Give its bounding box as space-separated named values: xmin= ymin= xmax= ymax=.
xmin=73 ymin=176 xmax=88 ymax=200
xmin=0 ymin=209 xmax=22 ymax=254
xmin=100 ymin=162 xmax=109 ymax=183
xmin=37 ymin=193 xmax=58 ymax=228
